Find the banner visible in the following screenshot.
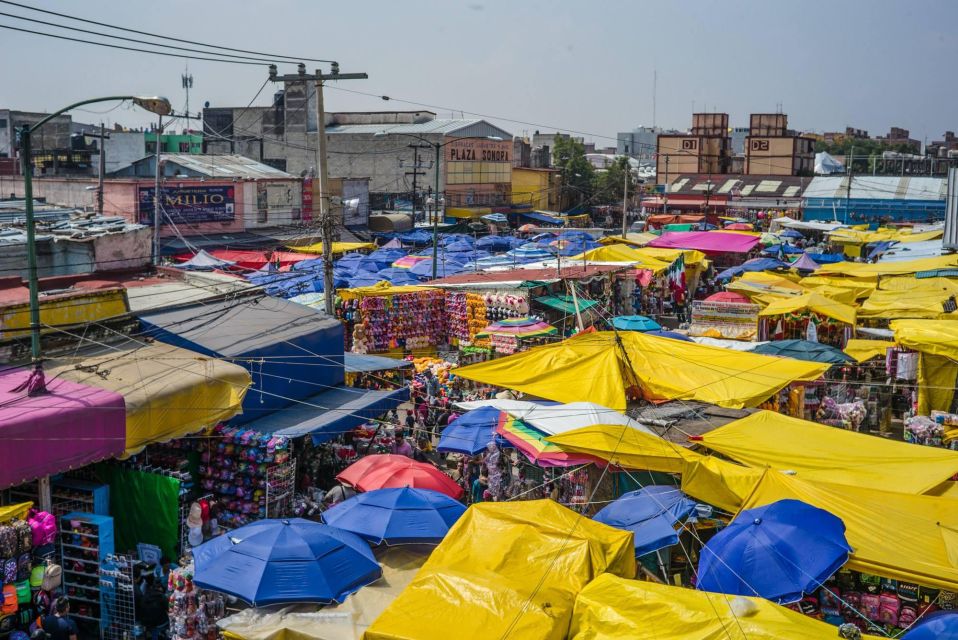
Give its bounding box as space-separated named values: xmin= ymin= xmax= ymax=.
xmin=138 ymin=185 xmax=235 ymax=224
xmin=689 ymin=300 xmax=760 ymax=340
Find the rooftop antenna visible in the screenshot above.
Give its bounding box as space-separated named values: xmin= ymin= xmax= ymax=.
xmin=182 ymin=65 xmax=194 ymax=132
xmin=652 ymin=69 xmax=657 ymax=128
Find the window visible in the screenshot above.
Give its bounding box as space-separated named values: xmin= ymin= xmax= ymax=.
xmin=179 ymin=142 xmax=190 ymax=153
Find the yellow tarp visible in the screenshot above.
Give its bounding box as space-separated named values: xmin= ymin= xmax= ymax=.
xmin=0 ymin=288 xmax=129 ymax=340
xmin=818 ymin=254 xmax=958 ymax=277
xmin=800 ymin=275 xmax=877 ymax=296
xmin=545 ymin=424 xmax=699 ymax=473
xmin=338 ymin=282 xmax=436 ymax=301
xmin=598 ymin=233 xmax=657 ymax=247
xmin=365 ymin=500 xmax=635 ymax=640
xmin=726 ymin=272 xmax=805 ymax=302
xmin=804 ymin=284 xmax=861 ymax=306
xmin=680 ymin=457 xmax=762 ymax=514
xmin=569 ymin=574 xmax=884 ymax=640
xmin=0 ymin=502 xmax=32 ymax=523
xmin=569 ymin=245 xmax=672 ymax=273
xmin=881 ymin=275 xmax=958 ymax=294
xmin=285 ymin=241 xmax=376 ymax=254
xmin=47 ymin=342 xmax=251 ymax=457
xmin=828 ymin=227 xmax=943 ymax=246
xmin=629 ymin=246 xmax=708 ymax=267
xmin=891 ymin=320 xmax=958 ymax=413
xmin=699 ymin=410 xmax=958 ymax=494
xmin=452 ymin=331 xmax=828 ymax=411
xmin=843 ymin=338 xmax=895 ymax=362
xmin=919 ymin=353 xmax=958 ymax=414
xmin=741 ymin=470 xmax=958 ymax=591
xmin=757 ymin=291 xmax=857 ymax=325
xmin=860 ymin=288 xmax=949 ymax=319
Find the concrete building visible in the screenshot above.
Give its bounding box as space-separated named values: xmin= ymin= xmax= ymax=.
xmin=0 ymin=109 xmax=92 ymax=176
xmin=743 ymin=114 xmax=815 ymax=176
xmin=803 ymin=175 xmax=946 ymax=223
xmin=617 ymin=126 xmax=664 ymax=162
xmin=656 ymin=113 xmax=732 ymax=185
xmin=730 ymin=127 xmax=749 ymax=155
xmin=511 ymin=167 xmax=560 ymax=211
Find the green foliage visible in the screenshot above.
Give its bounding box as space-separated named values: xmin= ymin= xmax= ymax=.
xmin=591 ymin=156 xmax=636 ymax=205
xmin=553 ymin=135 xmax=594 ymax=207
xmin=814 ymin=138 xmax=919 ymax=156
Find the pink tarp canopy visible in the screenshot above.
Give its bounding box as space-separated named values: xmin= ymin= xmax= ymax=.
xmin=648 ymin=231 xmax=761 ymax=254
xmin=0 ymin=369 xmax=126 ymax=490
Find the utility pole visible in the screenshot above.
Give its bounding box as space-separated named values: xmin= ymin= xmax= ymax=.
xmin=403 ymin=145 xmax=429 ymax=223
xmin=93 ymin=123 xmax=109 ymax=216
xmin=621 ymin=162 xmax=629 ymax=237
xmin=664 ymin=155 xmax=670 ymax=214
xmin=269 ymin=64 xmax=368 ymax=315
xmin=845 ymin=146 xmax=854 ymax=224
xmin=152 ymin=115 xmax=163 ymax=266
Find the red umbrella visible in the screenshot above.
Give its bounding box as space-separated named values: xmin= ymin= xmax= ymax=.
xmin=336 ymin=454 xmax=464 ymax=500
xmin=705 ymin=291 xmax=750 ymax=303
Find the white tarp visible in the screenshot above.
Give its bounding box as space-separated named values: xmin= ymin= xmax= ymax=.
xmin=814 ymin=151 xmax=845 ymax=175
xmin=780 ymin=219 xmax=846 ymax=232
xmin=878 ymin=240 xmax=945 ymax=262
xmin=453 ymin=400 xmax=655 ymax=435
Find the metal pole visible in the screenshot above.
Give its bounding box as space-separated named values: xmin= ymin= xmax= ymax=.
xmin=19 ymin=126 xmax=41 ymax=366
xmin=410 ymin=146 xmax=419 ymax=223
xmin=97 ymin=122 xmax=105 ymax=216
xmin=315 ymin=77 xmax=335 ymax=315
xmin=152 ymin=115 xmax=162 ymax=265
xmin=432 ymin=142 xmax=441 ymax=279
xmin=621 ymin=162 xmax=629 ymax=237
xmin=664 ymin=155 xmax=670 ymax=214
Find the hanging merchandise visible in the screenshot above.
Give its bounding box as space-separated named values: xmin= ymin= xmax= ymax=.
xmin=482 ymin=290 xmax=530 ymax=320
xmin=193 ymin=426 xmax=293 ymax=529
xmin=351 ymin=290 xmax=447 ymax=354
xmin=806 ymin=318 xmax=818 ymax=343
xmin=167 ymin=563 xmax=225 ymax=640
xmin=446 ymin=292 xmax=490 ymax=349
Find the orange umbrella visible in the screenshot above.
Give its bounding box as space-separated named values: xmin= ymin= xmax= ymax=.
xmin=336 ymin=454 xmax=464 ymax=499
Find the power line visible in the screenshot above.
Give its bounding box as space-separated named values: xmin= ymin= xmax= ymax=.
xmin=0 ymin=0 xmax=335 ymax=63
xmin=0 ymin=23 xmax=268 ymax=65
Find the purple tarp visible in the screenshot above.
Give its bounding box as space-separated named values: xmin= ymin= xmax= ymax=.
xmin=648 ymin=231 xmax=761 ymax=254
xmin=0 ymin=369 xmax=126 ymax=490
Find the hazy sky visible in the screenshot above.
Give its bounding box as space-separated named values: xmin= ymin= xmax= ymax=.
xmin=3 ymin=0 xmax=956 ymax=145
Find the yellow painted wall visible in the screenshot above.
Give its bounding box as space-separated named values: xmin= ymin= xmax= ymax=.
xmin=512 ymin=168 xmax=556 ymax=210
xmin=0 ymin=289 xmax=130 ymax=339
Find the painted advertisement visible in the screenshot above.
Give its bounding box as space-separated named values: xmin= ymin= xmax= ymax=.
xmin=138 ymin=185 xmax=235 ymax=225
xmin=689 ymin=300 xmax=761 ymax=340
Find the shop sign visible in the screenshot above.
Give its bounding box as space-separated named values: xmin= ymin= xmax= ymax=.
xmin=302 ymin=177 xmax=314 ymax=222
xmin=689 ymin=300 xmax=760 ymax=340
xmin=138 ymin=185 xmax=235 ymax=224
xmin=445 ymin=138 xmax=512 ymax=163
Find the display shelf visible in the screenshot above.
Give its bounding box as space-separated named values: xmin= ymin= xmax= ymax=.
xmin=9 ymin=478 xmax=110 ymax=516
xmin=60 ymin=512 xmax=115 ymax=632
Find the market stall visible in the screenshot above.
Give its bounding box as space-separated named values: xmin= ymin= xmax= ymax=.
xmin=758 ymin=292 xmax=857 ymax=347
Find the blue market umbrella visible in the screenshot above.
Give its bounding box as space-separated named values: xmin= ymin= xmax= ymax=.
xmin=192 ymin=518 xmax=382 ymax=605
xmin=477 ymin=235 xmax=520 ymax=251
xmin=437 ymin=406 xmax=506 ymax=455
xmin=444 ymin=240 xmax=475 ymax=253
xmin=780 ymin=228 xmax=803 ymax=239
xmin=593 ymin=485 xmax=697 ymax=557
xmin=645 ymin=329 xmax=693 ymax=342
xmin=322 ymin=487 xmax=466 ymax=545
xmin=752 ymin=339 xmax=853 ymax=365
xmin=347 ymin=273 xmax=387 ymax=288
xmin=716 ymin=258 xmax=789 ymax=281
xmin=611 ymin=315 xmax=662 ymax=332
xmin=408 ymin=258 xmax=465 ymax=278
xmin=375 ymin=267 xmax=423 ymax=285
xmin=902 ymin=611 xmax=958 ymax=639
xmin=366 ymin=248 xmax=408 ymax=267
xmin=697 ymin=499 xmax=852 ymax=604
xmin=440 ymin=233 xmax=474 ymax=246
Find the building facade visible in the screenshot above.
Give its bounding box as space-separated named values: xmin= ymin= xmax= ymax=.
xmin=743 ymin=114 xmax=815 ymax=176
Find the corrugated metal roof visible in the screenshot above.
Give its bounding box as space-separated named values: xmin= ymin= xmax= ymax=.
xmin=162 ymin=154 xmax=294 ymax=179
xmin=326 ymin=118 xmax=513 ymax=139
xmin=803 ymin=176 xmax=946 ymax=201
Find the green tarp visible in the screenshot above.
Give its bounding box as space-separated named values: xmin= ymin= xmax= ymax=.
xmin=97 ymin=465 xmax=180 ymax=560
xmin=534 ymin=294 xmax=599 ymax=314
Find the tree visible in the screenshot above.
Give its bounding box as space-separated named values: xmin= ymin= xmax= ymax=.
xmin=591 ymin=156 xmax=636 ymax=206
xmin=552 ymin=135 xmax=594 ymax=210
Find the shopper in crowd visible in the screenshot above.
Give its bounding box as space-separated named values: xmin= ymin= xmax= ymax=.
xmin=393 ymin=436 xmax=414 ymax=458
xmin=471 ymin=466 xmax=489 ymax=503
xmin=137 ymin=579 xmax=169 ymax=640
xmin=413 ymin=437 xmax=433 ymax=463
xmin=36 ymin=597 xmax=78 ymax=640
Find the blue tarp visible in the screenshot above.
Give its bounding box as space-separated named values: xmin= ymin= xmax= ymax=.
xmin=240 ymin=385 xmax=410 ymax=444
xmin=476 ymin=235 xmax=524 ymax=251
xmin=805 ymin=252 xmax=845 ymax=264
xmin=521 ymin=212 xmax=563 ymax=226
xmin=408 ymin=258 xmax=465 ymax=278
xmin=437 ymin=406 xmax=508 ymax=455
xmin=716 ymin=258 xmax=789 ymax=281
xmin=137 ymin=298 xmax=345 ymax=424
xmin=344 ymin=353 xmax=413 ymax=374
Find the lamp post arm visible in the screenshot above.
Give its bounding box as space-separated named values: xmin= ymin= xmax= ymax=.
xmin=26 ymin=96 xmax=139 ymax=133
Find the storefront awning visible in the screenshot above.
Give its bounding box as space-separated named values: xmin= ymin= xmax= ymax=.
xmin=244 ymin=385 xmax=410 ymax=444
xmin=344 ymin=353 xmax=413 ymax=374
xmin=534 ymin=295 xmax=598 ymax=314
xmin=0 ymin=369 xmax=126 ymax=490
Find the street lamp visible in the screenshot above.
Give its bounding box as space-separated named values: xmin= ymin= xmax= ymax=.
xmin=374 ymin=131 xmax=502 ymax=279
xmin=18 ymin=96 xmax=172 ymax=384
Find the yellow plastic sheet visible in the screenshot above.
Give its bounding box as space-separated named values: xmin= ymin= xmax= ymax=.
xmin=598 ymin=233 xmax=658 ymax=247
xmin=699 ymin=411 xmax=958 ymax=494
xmin=544 ymin=425 xmax=699 ymax=473
xmin=859 ymin=288 xmax=950 ymax=319
xmin=801 ymin=275 xmax=877 ymax=297
xmin=818 ymin=254 xmax=958 ymax=277
xmin=918 ymin=353 xmax=958 ymax=414
xmin=365 ymin=500 xmax=635 ymax=640
xmin=46 ymin=342 xmax=251 ymax=457
xmin=828 ymin=227 xmax=943 ymax=246
xmin=757 ymin=291 xmax=857 ymax=325
xmin=892 ymin=319 xmax=958 ymax=360
xmin=804 ymin=284 xmax=861 ymax=306
xmin=568 ymin=245 xmax=672 ymax=272
xmin=680 ymin=457 xmax=762 ymax=514
xmin=632 ymin=246 xmax=708 ymax=267
xmin=741 ymin=470 xmax=958 ymax=591
xmin=569 ymin=574 xmax=884 ymax=640
xmin=882 ymin=275 xmax=958 ymax=294
xmin=285 ymin=241 xmax=375 ymax=254
xmin=843 ymin=338 xmax=895 ymax=362
xmin=338 ymin=282 xmax=436 ymax=301
xmin=452 ymin=332 xmax=828 ymax=411
xmin=0 ymin=502 xmax=33 ymax=523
